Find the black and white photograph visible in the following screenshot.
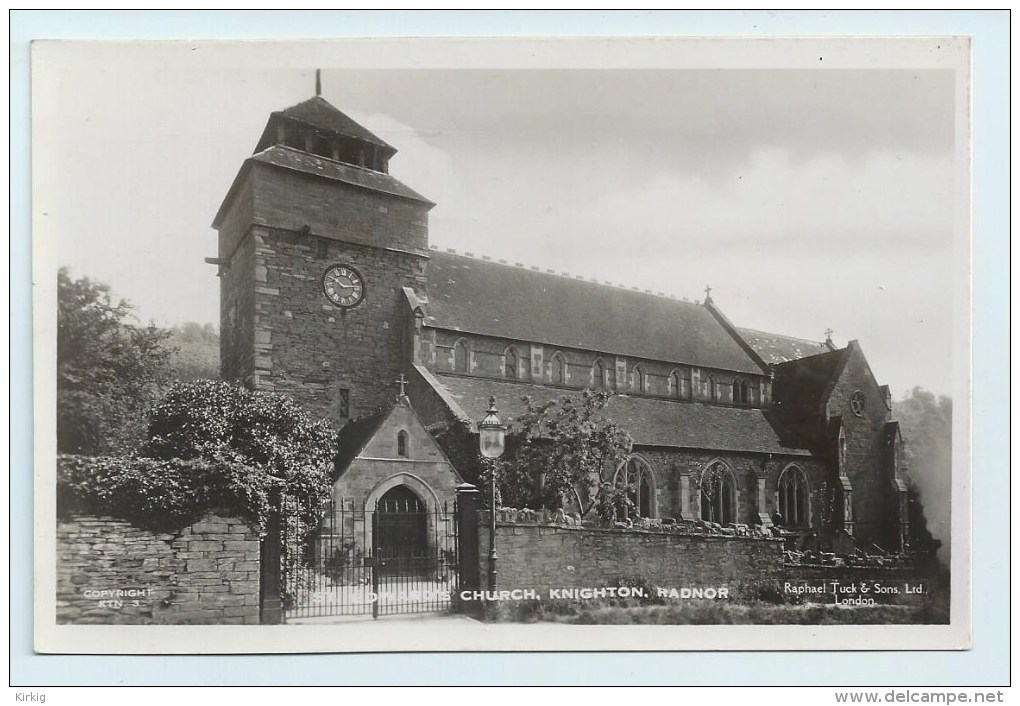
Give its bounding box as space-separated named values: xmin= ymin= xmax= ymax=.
xmin=31 ymin=35 xmax=972 ymax=654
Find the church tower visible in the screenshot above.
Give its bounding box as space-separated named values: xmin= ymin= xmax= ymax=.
xmin=212 ymin=91 xmax=434 ymax=426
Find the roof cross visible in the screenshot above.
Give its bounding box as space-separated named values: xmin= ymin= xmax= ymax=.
xmin=396 ymin=373 xmax=409 ymax=398
xmin=824 ymin=327 xmax=834 ymax=341
xmin=704 ymin=284 xmax=713 ymax=303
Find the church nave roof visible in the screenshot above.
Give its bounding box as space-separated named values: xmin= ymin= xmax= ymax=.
xmin=423 ymin=370 xmax=811 ymax=457
xmin=423 ymin=250 xmax=765 ymax=375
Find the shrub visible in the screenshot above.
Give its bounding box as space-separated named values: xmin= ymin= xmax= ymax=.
xmin=58 ymin=380 xmax=336 ymax=535
xmin=57 ymin=453 xmax=270 ymax=531
xmin=736 ymin=578 xmax=804 ymax=605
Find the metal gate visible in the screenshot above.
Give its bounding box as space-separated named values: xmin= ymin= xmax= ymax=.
xmin=281 ymin=494 xmax=459 ymax=621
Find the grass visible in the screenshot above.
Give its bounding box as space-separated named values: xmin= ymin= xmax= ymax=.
xmin=492 ymin=601 xmax=943 ymax=625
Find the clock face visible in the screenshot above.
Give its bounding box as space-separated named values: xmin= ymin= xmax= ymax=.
xmin=322 ymin=264 xmax=365 ymax=309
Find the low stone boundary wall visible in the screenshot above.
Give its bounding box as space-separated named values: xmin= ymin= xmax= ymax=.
xmin=484 ymin=522 xmax=784 ymax=595
xmin=784 ymin=564 xmax=921 ymax=586
xmin=56 ymin=513 xmax=260 ymax=625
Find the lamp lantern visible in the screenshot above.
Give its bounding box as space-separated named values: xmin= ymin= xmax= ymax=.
xmin=478 ymin=395 xmax=505 ymax=592
xmin=478 ymin=396 xmax=506 ymax=459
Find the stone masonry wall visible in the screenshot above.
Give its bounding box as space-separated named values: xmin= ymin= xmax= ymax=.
xmin=220 ymin=233 xmax=255 ymax=383
xmin=638 ymin=448 xmax=829 ymax=531
xmin=428 ymin=328 xmax=765 ymax=406
xmin=483 ymin=523 xmax=784 ymax=594
xmin=56 ymin=513 xmax=260 ymax=625
xmin=250 ymin=162 xmax=430 ymax=254
xmin=216 ymin=160 xmax=432 ymax=425
xmin=250 ymin=225 xmax=428 ymax=425
xmin=333 ymin=401 xmax=462 ymax=511
xmin=827 ymin=342 xmax=897 ymax=544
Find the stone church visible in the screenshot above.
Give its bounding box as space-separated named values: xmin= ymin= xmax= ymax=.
xmin=212 ymin=92 xmax=909 ymax=553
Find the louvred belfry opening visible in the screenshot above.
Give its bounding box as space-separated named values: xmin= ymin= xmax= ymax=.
xmin=254 ymin=96 xmax=397 ymax=172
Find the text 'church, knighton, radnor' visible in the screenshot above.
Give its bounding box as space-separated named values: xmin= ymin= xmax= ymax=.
xmin=211 ymin=91 xmax=910 ymax=554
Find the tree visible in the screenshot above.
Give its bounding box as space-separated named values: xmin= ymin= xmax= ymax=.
xmin=59 ymin=379 xmax=335 ymax=538
xmin=894 ymin=386 xmax=952 ymax=561
xmin=163 ymin=322 xmax=219 ymax=381
xmin=141 ymin=380 xmax=336 ymax=526
xmin=488 ymin=390 xmax=633 ymax=518
xmin=57 ymin=268 xmax=172 ymax=455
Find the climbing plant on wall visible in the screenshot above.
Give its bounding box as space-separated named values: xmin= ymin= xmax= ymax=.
xmin=487 ymin=390 xmax=634 ymax=519
xmin=58 ymin=380 xmax=336 ymax=535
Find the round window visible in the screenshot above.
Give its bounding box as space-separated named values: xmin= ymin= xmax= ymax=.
xmin=850 ymin=390 xmax=866 ymax=417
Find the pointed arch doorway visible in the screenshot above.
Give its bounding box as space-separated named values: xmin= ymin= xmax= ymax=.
xmin=375 ymin=485 xmax=428 ymax=577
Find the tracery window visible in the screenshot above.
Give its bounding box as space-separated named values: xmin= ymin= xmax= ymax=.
xmin=396 ymin=430 xmax=409 ymax=458
xmin=850 ymin=390 xmax=866 ymax=417
xmin=592 ymin=359 xmax=606 ymax=389
xmin=614 ymin=456 xmax=656 ymax=519
xmin=777 ymin=466 xmax=809 ymax=527
xmin=700 ymin=461 xmax=736 ymax=525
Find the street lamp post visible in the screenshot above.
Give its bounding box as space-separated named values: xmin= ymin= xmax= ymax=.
xmin=478 ymin=396 xmax=506 ymax=591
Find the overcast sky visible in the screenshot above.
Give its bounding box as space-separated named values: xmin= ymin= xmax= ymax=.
xmin=35 ymin=41 xmax=965 ymax=398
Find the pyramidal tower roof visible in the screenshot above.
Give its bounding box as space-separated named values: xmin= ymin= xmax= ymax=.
xmin=280 ymin=96 xmax=393 ymax=149
xmin=254 ymin=95 xmax=396 ymax=159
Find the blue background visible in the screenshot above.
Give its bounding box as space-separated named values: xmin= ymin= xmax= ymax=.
xmin=10 ymin=10 xmax=1009 ymax=686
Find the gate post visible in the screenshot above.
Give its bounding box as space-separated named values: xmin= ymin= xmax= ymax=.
xmin=455 ymin=483 xmax=481 ymax=613
xmin=259 ymin=487 xmax=283 ymax=625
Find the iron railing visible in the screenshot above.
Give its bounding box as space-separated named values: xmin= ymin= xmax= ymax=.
xmin=281 ymin=497 xmax=459 ymax=620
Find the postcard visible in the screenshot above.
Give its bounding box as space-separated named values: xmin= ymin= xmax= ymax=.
xmin=32 ymin=35 xmax=971 ymax=653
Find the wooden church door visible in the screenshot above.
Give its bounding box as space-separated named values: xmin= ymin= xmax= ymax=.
xmin=375 ymin=485 xmax=428 ymax=576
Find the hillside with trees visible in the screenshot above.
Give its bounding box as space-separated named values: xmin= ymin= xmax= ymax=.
xmin=894 ymin=387 xmax=952 ymax=561
xmin=57 ymin=268 xmax=220 ymax=455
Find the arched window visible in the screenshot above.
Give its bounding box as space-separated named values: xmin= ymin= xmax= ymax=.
xmin=838 ymin=426 xmax=848 ymax=474
xmin=504 ymin=346 xmax=519 ymax=380
xmin=669 ymin=368 xmax=692 ymax=400
xmin=396 ymin=430 xmax=409 ymax=458
xmin=550 ymin=352 xmax=566 ymax=385
xmin=633 ymin=364 xmax=646 ymax=393
xmin=592 ymin=359 xmax=606 ymax=389
xmin=700 ymin=461 xmax=736 ymax=525
xmin=453 ymin=339 xmax=469 ymax=373
xmin=732 ymin=378 xmax=751 ymax=406
xmin=614 ymin=456 xmax=656 ymax=519
xmin=777 ymin=465 xmax=810 ymax=527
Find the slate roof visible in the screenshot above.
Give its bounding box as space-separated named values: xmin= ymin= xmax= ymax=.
xmin=425 ymin=251 xmax=764 ymax=375
xmin=768 ymin=347 xmax=851 ymax=450
xmin=252 ymin=146 xmax=432 ymax=204
xmin=771 ymin=348 xmax=849 ymax=420
xmin=427 ymin=372 xmax=810 ymax=456
xmin=736 ymin=327 xmax=831 ymax=366
xmin=332 ymin=411 xmax=387 ymax=479
xmin=276 ymin=97 xmax=394 ymax=150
